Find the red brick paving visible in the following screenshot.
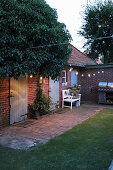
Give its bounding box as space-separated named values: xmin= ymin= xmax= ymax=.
xmin=0 ymin=103 xmax=112 ymax=149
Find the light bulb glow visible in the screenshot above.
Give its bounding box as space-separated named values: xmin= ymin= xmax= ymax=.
xmin=30 ymin=75 xmax=33 ymax=78
xmin=69 ymin=68 xmax=73 ymax=72
xmin=76 ymin=72 xmax=79 ymax=75
xmin=88 ymin=74 xmax=91 ymax=77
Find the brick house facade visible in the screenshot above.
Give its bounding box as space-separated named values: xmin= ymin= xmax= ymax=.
xmin=59 ymin=45 xmax=96 ymax=106
xmin=59 ymin=46 xmax=113 ymax=105
xmin=1 ymin=45 xmax=113 ymax=128
xmin=59 ymin=65 xmax=113 ymax=105
xmin=79 ymin=65 xmax=113 ymax=102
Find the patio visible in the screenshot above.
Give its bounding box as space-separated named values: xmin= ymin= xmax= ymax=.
xmin=0 ymin=103 xmax=113 ymax=150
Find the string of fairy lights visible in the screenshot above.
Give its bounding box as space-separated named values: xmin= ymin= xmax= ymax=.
xmin=69 ymin=67 xmax=105 ymax=78
xmin=82 ymin=70 xmax=104 ymax=78
xmin=81 ymin=70 xmax=104 ymax=78
xmin=30 ymin=69 xmax=105 ymax=83
xmin=29 ymin=35 xmax=113 ymax=49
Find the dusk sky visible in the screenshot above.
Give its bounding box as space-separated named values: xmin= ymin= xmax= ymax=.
xmin=45 ymin=0 xmax=105 ymax=51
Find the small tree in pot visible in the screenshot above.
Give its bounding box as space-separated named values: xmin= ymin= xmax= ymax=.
xmin=29 ymin=87 xmax=51 ymax=119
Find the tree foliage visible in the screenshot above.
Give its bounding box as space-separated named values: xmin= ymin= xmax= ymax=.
xmin=79 ymin=0 xmax=113 ymax=64
xmin=0 ymin=0 xmax=71 ymax=79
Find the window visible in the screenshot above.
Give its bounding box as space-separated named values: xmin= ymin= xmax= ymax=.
xmin=62 ymin=70 xmax=67 ymax=86
xmin=71 ymin=70 xmax=77 ymax=86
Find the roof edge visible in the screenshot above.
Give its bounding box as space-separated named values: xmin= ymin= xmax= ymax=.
xmin=86 ymin=64 xmax=113 ymax=69
xmin=68 ymin=63 xmax=85 ymax=68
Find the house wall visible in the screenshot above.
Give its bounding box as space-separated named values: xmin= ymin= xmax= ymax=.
xmin=28 ymin=75 xmax=49 ymax=105
xmin=28 ymin=75 xmax=38 ymax=105
xmin=59 ymin=66 xmax=113 ymax=104
xmin=78 ymin=67 xmax=113 ymax=102
xmin=42 ymin=77 xmax=49 ymax=98
xmin=0 ymin=78 xmax=10 ymax=128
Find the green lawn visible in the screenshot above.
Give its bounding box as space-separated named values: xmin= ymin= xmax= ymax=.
xmin=1 ymin=109 xmax=113 ymax=170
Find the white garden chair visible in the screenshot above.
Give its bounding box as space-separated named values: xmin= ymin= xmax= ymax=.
xmin=62 ymin=89 xmax=81 ymax=109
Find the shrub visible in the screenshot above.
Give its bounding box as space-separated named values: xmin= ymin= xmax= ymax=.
xmin=29 ymin=87 xmax=51 ymax=117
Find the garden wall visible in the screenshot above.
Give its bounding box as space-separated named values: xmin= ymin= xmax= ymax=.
xmin=28 ymin=75 xmax=49 ymax=105
xmin=0 ymin=78 xmax=10 ymax=128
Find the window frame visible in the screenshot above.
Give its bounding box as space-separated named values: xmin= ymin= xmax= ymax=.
xmin=62 ymin=70 xmax=67 ymax=86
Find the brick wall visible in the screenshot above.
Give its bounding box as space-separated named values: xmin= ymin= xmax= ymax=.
xmin=59 ymin=66 xmax=113 ymax=104
xmin=28 ymin=75 xmax=49 ymax=105
xmin=78 ymin=67 xmax=113 ymax=102
xmin=0 ymin=78 xmax=10 ymax=128
xmin=42 ymin=77 xmax=49 ymax=97
xmin=28 ymin=75 xmax=38 ymax=105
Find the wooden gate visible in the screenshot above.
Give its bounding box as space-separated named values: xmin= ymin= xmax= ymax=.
xmin=10 ymin=76 xmax=28 ymax=124
xmin=49 ymin=78 xmax=59 ymax=110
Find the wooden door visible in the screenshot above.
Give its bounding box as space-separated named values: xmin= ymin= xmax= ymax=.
xmin=49 ymin=78 xmax=59 ymax=110
xmin=10 ymin=76 xmax=28 ymax=124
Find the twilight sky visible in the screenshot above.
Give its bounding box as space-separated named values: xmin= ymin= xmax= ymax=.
xmin=45 ymin=0 xmax=104 ymax=52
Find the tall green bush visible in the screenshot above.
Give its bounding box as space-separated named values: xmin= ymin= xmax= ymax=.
xmin=0 ymin=0 xmax=71 ymax=79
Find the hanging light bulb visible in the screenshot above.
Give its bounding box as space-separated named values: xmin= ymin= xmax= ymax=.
xmin=76 ymin=71 xmax=79 ymax=75
xmin=98 ymin=71 xmax=100 ymax=74
xmin=102 ymin=70 xmax=104 ymax=73
xmin=30 ymin=74 xmax=33 ymax=78
xmin=81 ymin=74 xmax=84 ymax=77
xmin=40 ymin=76 xmax=43 ymax=84
xmin=88 ymin=74 xmax=91 ymax=77
xmin=69 ymin=67 xmax=73 ymax=72
xmin=93 ymin=74 xmax=95 ymax=76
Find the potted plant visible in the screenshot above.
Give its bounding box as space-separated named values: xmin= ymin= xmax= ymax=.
xmin=28 ymin=103 xmax=40 ymax=119
xmin=29 ymin=87 xmax=51 ymax=119
xmin=68 ymin=84 xmax=81 ymax=97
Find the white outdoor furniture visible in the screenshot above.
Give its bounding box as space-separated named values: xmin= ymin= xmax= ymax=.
xmin=62 ymin=89 xmax=81 ymax=109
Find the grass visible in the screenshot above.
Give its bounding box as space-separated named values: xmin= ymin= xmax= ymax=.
xmin=1 ymin=109 xmax=113 ymax=170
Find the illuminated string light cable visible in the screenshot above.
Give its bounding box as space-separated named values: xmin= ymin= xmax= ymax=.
xmin=81 ymin=70 xmax=106 ymax=77
xmin=30 ymin=42 xmax=70 ymax=49
xmin=89 ymin=35 xmax=113 ymax=41
xmin=29 ymin=35 xmax=113 ymax=49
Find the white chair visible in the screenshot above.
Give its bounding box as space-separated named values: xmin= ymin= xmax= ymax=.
xmin=62 ymin=90 xmax=81 ymax=109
